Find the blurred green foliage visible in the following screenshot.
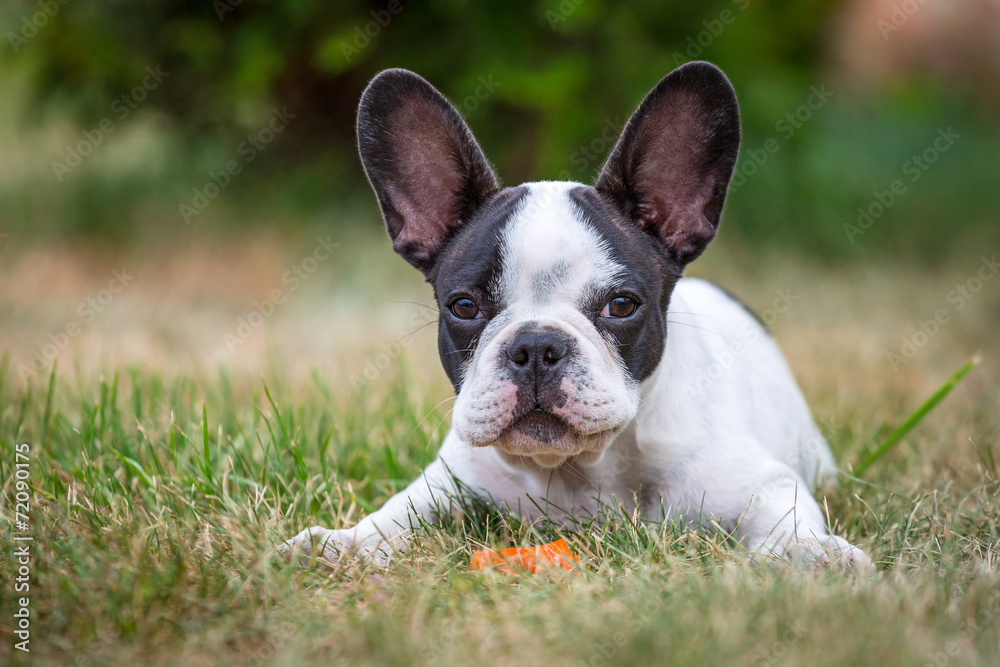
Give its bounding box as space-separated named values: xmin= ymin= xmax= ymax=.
xmin=0 ymin=0 xmax=997 ymax=261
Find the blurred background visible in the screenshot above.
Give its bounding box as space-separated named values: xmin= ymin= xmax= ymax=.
xmin=1 ymin=0 xmax=998 ymax=394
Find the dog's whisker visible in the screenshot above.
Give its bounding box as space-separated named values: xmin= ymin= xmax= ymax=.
xmin=666 ymin=311 xmax=719 ymax=318
xmin=443 ymin=347 xmax=477 ymax=356
xmin=426 ymin=406 xmax=457 ymax=450
xmin=398 ymin=320 xmax=438 ymax=341
xmin=410 ymin=395 xmax=458 ymax=436
xmin=558 ymin=460 xmax=601 ymax=492
xmin=665 ymin=320 xmax=727 ymax=336
xmin=386 ymin=299 xmax=439 ymax=312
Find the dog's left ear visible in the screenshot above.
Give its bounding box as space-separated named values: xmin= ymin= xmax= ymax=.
xmin=596 ymin=61 xmax=741 ymax=266
xmin=357 ymin=69 xmax=500 ymax=275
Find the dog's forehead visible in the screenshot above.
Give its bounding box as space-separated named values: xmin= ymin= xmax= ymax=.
xmin=498 ymin=182 xmax=624 ymax=308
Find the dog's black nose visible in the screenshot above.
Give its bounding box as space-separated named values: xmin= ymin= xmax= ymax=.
xmin=506 ymin=329 xmax=570 ymax=376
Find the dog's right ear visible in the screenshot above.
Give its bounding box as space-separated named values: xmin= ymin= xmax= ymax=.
xmin=357 ymin=69 xmax=500 ymax=275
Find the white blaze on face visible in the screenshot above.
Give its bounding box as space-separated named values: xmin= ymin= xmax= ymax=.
xmin=498 ymin=181 xmax=625 ymax=314
xmin=452 ymin=181 xmax=641 ymax=460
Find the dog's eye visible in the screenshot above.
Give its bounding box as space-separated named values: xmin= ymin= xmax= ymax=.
xmin=450 ymin=298 xmax=483 ymax=320
xmin=600 ymin=297 xmax=638 ymax=319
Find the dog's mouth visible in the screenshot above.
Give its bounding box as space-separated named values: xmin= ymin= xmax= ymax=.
xmin=456 ymin=375 xmax=632 ymax=466
xmin=508 ymin=407 xmax=569 ymax=444
xmin=493 ymin=406 xmax=622 ymax=468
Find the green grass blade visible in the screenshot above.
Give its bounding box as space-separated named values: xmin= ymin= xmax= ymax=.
xmin=0 ymin=351 xmax=9 ymax=405
xmin=42 ymin=361 xmax=57 ymax=447
xmin=120 ymin=453 xmax=156 ymax=489
xmin=855 ymin=355 xmax=980 ymax=476
xmin=201 ymin=400 xmax=213 ymax=485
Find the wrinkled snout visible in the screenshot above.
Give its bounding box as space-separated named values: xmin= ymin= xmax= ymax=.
xmin=505 ymin=325 xmax=575 ymax=409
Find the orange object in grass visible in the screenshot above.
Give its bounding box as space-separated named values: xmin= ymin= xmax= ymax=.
xmin=470 ymin=538 xmax=579 ymax=574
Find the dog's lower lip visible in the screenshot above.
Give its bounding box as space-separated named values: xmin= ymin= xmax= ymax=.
xmin=516 ymin=408 xmax=561 ymax=424
xmin=509 ymin=410 xmax=569 ymax=444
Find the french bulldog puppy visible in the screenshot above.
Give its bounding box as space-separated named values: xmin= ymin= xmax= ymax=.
xmin=283 ymin=61 xmax=870 ymax=569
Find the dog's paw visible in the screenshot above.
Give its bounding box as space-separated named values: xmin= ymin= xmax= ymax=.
xmin=750 ymin=534 xmax=872 ymax=571
xmin=279 ymin=525 xmax=396 ymax=568
xmin=278 ymin=525 xmax=352 ymax=567
xmin=785 ymin=535 xmax=872 ymax=571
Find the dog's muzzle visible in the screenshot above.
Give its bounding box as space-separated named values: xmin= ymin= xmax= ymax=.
xmin=502 ymin=325 xmax=576 ymax=442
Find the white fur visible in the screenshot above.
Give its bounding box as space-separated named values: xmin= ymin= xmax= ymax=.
xmin=283 ymin=184 xmax=869 ymax=570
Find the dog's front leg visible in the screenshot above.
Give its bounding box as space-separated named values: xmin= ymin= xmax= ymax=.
xmin=670 ymin=453 xmax=870 ymax=570
xmin=733 ymin=463 xmax=871 ymax=569
xmin=281 ymin=455 xmax=460 ymax=566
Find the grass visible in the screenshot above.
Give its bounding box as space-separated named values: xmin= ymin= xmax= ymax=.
xmin=1 ymin=240 xmax=999 ymax=666
xmin=854 ymin=355 xmax=981 ymax=477
xmin=0 ymin=350 xmax=999 ymax=666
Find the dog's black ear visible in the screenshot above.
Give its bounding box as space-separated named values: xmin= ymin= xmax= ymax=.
xmin=595 ymin=61 xmax=740 ymax=266
xmin=357 ymin=69 xmax=500 ymax=274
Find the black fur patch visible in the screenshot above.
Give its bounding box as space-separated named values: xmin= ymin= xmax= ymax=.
xmin=432 ymin=186 xmax=529 ymax=391
xmin=570 ymin=186 xmax=682 ymax=383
